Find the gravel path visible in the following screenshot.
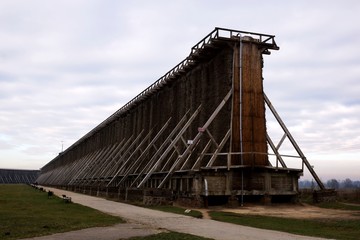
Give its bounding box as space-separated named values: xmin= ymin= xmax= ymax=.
xmin=27 ymin=187 xmax=331 ymax=240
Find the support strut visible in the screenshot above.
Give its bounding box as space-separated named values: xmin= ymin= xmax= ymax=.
xmin=264 ymin=93 xmax=325 ymax=190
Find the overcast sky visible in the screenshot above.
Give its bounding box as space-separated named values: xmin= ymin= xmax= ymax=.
xmin=0 ymin=0 xmax=359 ymax=181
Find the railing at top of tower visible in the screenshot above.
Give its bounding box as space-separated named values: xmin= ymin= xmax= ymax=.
xmin=109 ymin=28 xmax=278 ymax=120
xmin=191 ymin=27 xmax=279 ymax=55
xmin=53 ymin=28 xmax=279 ymax=160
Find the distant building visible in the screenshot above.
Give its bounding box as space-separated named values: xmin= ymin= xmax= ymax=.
xmin=0 ymin=168 xmax=40 ymax=184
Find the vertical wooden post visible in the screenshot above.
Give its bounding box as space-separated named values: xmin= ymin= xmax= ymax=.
xmin=231 ymin=43 xmax=241 ymax=165
xmin=231 ymin=37 xmax=269 ymax=166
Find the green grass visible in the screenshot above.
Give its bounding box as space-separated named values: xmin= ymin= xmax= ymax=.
xmin=209 ymin=211 xmax=360 ymax=240
xmin=126 ymin=231 xmax=212 ymax=240
xmin=147 ymin=205 xmax=203 ymax=218
xmin=316 ymin=201 xmax=360 ymax=211
xmin=0 ymin=184 xmax=124 ymax=240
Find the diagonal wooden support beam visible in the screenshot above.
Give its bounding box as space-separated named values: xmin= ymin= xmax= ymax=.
xmin=191 ymin=139 xmax=212 ymax=170
xmin=65 ymin=152 xmax=96 ymax=185
xmin=112 ymin=119 xmax=172 ymax=187
xmin=94 ymin=138 xmax=127 ymax=184
xmin=105 ymin=130 xmax=145 ymax=187
xmin=91 ymin=141 xmax=127 ymax=185
xmin=136 ymin=105 xmax=202 ymax=188
xmin=67 ymin=152 xmax=97 ymax=185
xmin=104 ymin=135 xmax=135 ymax=178
xmin=69 ymin=144 xmax=115 ymax=185
xmin=84 ymin=143 xmax=120 ymax=184
xmin=157 ymin=89 xmax=232 ymax=188
xmin=80 ymin=144 xmax=117 ymax=186
xmin=205 ymin=129 xmax=231 ymax=167
xmin=160 ymin=148 xmax=178 ymax=172
xmin=264 ymin=92 xmax=325 ymax=190
xmin=116 ymin=118 xmax=171 ymax=186
xmin=205 ymin=128 xmax=219 ymax=148
xmin=266 ymin=133 xmax=287 ymax=168
xmin=276 ymin=133 xmax=287 ymax=150
xmin=114 ymin=131 xmax=152 ymax=175
xmin=111 ymin=128 xmax=154 ymax=185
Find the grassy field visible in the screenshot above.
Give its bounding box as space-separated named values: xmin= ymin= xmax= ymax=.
xmin=0 ymin=184 xmax=123 ymax=240
xmin=316 ymin=201 xmax=360 ymax=211
xmin=143 ymin=201 xmax=360 ymax=240
xmin=3 ymin=184 xmax=359 ymax=240
xmin=209 ymin=210 xmax=360 ymax=240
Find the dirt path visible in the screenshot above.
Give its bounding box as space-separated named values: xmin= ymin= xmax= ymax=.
xmin=30 ymin=187 xmax=331 ymax=240
xmin=23 ymin=223 xmax=161 ymax=240
xmin=218 ymin=203 xmax=360 ymax=220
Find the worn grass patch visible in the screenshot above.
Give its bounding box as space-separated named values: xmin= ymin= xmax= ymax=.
xmin=147 ymin=205 xmax=203 ymax=218
xmin=126 ymin=231 xmax=212 ymax=240
xmin=0 ymin=184 xmax=124 ymax=240
xmin=209 ymin=211 xmax=360 ymax=240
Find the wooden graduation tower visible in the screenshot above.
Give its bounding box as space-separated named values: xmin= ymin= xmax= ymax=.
xmin=37 ymin=28 xmax=325 ymax=205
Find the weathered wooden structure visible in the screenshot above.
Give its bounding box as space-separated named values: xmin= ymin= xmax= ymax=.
xmin=37 ymin=28 xmax=325 ymax=206
xmin=0 ymin=169 xmax=39 ymax=184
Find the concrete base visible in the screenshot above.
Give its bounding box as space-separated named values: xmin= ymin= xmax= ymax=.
xmin=51 ymin=166 xmax=302 ymax=206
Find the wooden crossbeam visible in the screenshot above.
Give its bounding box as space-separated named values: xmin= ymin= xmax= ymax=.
xmin=91 ymin=141 xmax=127 ymax=185
xmin=205 ymin=129 xmax=231 ymax=167
xmin=64 ymin=155 xmax=89 ymax=184
xmin=94 ymin=138 xmax=127 ymax=184
xmin=74 ymin=146 xmax=111 ymax=185
xmin=136 ymin=105 xmax=202 ymax=188
xmin=157 ymin=89 xmax=232 ymax=188
xmin=109 ymin=118 xmax=172 ymax=187
xmin=110 ymin=128 xmax=154 ymax=185
xmin=191 ymin=139 xmax=212 ymax=170
xmin=160 ymin=149 xmax=178 ymax=172
xmin=68 ymin=149 xmax=103 ymax=185
xmin=104 ymin=135 xmax=135 ymax=179
xmin=80 ymin=144 xmax=116 ymax=186
xmin=84 ymin=143 xmax=120 ymax=184
xmin=105 ymin=130 xmax=146 ymax=186
xmin=276 ymin=133 xmax=287 ymax=150
xmin=266 ymin=133 xmax=287 ymax=168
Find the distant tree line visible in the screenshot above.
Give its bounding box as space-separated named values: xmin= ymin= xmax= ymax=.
xmin=299 ymin=178 xmax=360 ymax=189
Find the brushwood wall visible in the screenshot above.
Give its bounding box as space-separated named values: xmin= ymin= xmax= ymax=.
xmin=41 ymin=45 xmax=234 ymax=174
